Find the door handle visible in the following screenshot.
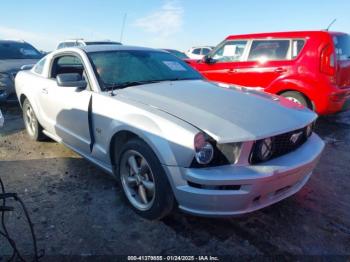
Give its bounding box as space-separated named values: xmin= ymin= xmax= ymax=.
xmin=227 ymin=69 xmax=237 ymax=74
xmin=42 ymin=88 xmax=48 ymax=94
xmin=275 ymin=67 xmax=286 ymax=73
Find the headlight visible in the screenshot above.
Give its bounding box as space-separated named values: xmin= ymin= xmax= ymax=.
xmin=216 ymin=142 xmax=242 ymax=164
xmin=194 ymin=132 xmax=214 ymax=165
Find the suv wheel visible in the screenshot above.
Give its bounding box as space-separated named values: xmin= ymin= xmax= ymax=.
xmin=280 ymin=91 xmax=311 ymax=109
xmin=115 ymin=138 xmax=175 ymax=220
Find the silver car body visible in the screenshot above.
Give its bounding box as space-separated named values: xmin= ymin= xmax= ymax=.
xmin=15 ymin=45 xmax=325 ymax=217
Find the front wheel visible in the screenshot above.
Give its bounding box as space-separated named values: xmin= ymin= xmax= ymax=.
xmin=22 ymin=99 xmax=45 ymax=141
xmin=116 ymin=138 xmax=175 ymax=220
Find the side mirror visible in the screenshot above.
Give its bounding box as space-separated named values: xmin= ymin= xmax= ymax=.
xmin=203 ymin=55 xmax=215 ymax=64
xmin=21 ymin=64 xmax=35 ymax=70
xmin=56 ymin=73 xmax=87 ymax=90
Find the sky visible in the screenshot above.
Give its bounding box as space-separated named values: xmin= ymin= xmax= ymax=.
xmin=0 ymin=0 xmax=349 ymax=51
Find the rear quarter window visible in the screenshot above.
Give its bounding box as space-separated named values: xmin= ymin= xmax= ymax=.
xmin=333 ymin=35 xmax=350 ymax=61
xmin=292 ymin=39 xmax=305 ymax=59
xmin=33 ymin=57 xmax=47 ymax=75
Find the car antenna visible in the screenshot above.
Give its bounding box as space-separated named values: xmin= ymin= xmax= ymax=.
xmin=325 ymin=18 xmax=337 ymax=31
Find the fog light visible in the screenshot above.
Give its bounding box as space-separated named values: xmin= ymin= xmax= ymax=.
xmin=257 ymin=137 xmax=274 ymax=162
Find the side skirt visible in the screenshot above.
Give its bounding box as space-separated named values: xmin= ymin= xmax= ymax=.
xmin=42 ymin=129 xmax=115 ymax=177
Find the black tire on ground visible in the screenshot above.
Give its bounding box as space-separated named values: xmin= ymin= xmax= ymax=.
xmin=280 ymin=91 xmax=312 ymax=109
xmin=114 ymin=138 xmax=175 ymax=220
xmin=22 ymin=99 xmax=45 ymax=141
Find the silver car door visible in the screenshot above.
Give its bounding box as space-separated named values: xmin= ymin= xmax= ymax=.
xmin=40 ymin=78 xmax=92 ymax=154
xmin=38 ymin=54 xmax=93 ymax=155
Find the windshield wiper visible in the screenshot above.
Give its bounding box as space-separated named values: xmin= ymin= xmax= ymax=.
xmin=105 ymin=80 xmax=163 ymax=90
xmin=105 ymin=80 xmax=165 ymax=95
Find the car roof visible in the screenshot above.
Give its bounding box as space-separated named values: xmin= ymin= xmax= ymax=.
xmin=226 ymin=30 xmax=348 ymax=40
xmin=59 ymin=39 xmax=119 ymax=43
xmin=0 ymin=40 xmax=27 ymax=44
xmin=83 ymin=40 xmax=121 ymax=43
xmin=163 ymin=48 xmax=181 ymax=52
xmin=191 ymin=46 xmax=213 ymax=49
xmin=79 ymin=45 xmax=165 ymax=53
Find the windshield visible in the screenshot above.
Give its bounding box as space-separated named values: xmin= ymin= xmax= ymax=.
xmin=88 ymin=50 xmax=202 ymax=90
xmin=0 ymin=42 xmax=42 ymax=59
xmin=333 ymin=34 xmax=350 ymax=61
xmin=164 ymin=49 xmax=189 ymax=59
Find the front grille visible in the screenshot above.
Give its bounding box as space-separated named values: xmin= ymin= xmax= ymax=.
xmin=250 ymin=127 xmax=309 ymax=164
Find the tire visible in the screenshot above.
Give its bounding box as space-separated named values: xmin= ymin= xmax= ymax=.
xmin=280 ymin=91 xmax=311 ymax=109
xmin=22 ymin=99 xmax=45 ymax=141
xmin=115 ymin=138 xmax=175 ymax=220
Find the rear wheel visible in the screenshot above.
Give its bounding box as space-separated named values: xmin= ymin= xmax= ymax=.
xmin=22 ymin=99 xmax=45 ymax=141
xmin=280 ymin=91 xmax=312 ymax=109
xmin=115 ymin=138 xmax=175 ymax=220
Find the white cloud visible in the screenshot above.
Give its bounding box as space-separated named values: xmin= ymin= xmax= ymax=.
xmin=134 ymin=1 xmax=184 ymax=38
xmin=0 ymin=26 xmax=63 ymax=51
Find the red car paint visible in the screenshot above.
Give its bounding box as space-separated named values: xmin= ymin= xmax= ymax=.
xmin=187 ymin=31 xmax=350 ymax=115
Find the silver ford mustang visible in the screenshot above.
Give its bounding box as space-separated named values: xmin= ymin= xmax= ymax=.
xmin=15 ymin=45 xmax=325 ymax=219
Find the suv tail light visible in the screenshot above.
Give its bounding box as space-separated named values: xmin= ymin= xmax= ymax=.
xmin=320 ymin=44 xmax=336 ymax=76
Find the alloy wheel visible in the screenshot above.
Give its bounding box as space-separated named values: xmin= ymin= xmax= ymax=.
xmin=120 ymin=150 xmax=156 ymax=211
xmin=24 ymin=104 xmax=36 ymax=136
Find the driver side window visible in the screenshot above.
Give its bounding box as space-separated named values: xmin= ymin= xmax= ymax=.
xmin=212 ymin=40 xmax=248 ymax=62
xmin=50 ymin=55 xmax=90 ymax=89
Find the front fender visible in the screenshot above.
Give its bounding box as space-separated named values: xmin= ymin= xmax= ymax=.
xmin=107 ymin=112 xmax=198 ymax=168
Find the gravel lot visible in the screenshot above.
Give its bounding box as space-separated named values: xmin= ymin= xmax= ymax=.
xmin=0 ymin=104 xmax=349 ymax=259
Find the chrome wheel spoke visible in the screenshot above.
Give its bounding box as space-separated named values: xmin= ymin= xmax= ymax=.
xmin=142 ymin=180 xmax=155 ymax=194
xmin=121 ymin=150 xmax=156 ymax=211
xmin=140 ymin=158 xmax=148 ymax=174
xmin=138 ymin=185 xmax=148 ymax=204
xmin=126 ymin=175 xmax=137 ymax=185
xmin=128 ymin=155 xmax=139 ymax=174
xmin=26 ymin=110 xmax=31 ymax=119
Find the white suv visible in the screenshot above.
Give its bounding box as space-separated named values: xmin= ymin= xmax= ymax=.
xmin=56 ymin=39 xmax=122 ymax=49
xmin=186 ymin=46 xmax=213 ymax=60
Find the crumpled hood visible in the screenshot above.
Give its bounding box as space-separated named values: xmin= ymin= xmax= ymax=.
xmin=0 ymin=59 xmax=38 ymax=73
xmin=118 ymin=80 xmax=317 ymax=143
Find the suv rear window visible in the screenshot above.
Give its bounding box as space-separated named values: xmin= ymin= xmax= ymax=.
xmin=292 ymin=39 xmax=305 ymax=58
xmin=333 ymin=35 xmax=350 ymax=61
xmin=248 ymin=40 xmax=290 ymax=61
xmin=0 ymin=42 xmax=42 ymax=59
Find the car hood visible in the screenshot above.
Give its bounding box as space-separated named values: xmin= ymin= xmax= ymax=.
xmin=118 ymin=80 xmax=317 ymax=143
xmin=0 ymin=59 xmax=38 ymax=73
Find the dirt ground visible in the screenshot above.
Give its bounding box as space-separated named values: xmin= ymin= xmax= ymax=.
xmin=0 ymin=104 xmax=349 ymax=259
